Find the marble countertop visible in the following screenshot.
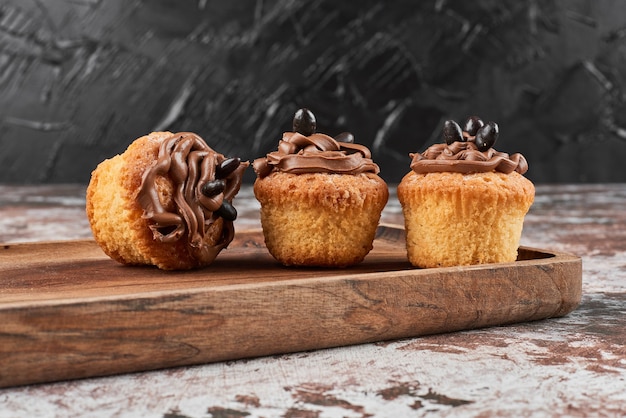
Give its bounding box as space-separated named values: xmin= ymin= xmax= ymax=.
xmin=0 ymin=184 xmax=625 ymax=417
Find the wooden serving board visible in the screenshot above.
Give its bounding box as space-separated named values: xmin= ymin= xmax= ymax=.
xmin=0 ymin=225 xmax=581 ymax=388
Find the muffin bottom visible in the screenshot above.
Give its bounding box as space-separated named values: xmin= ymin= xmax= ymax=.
xmin=397 ymin=170 xmax=535 ymax=268
xmin=254 ymin=172 xmax=389 ymax=267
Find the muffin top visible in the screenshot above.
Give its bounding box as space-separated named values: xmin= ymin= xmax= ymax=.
xmin=137 ymin=132 xmax=248 ymax=260
xmin=409 ymin=116 xmax=528 ymax=175
xmin=253 ymin=108 xmax=380 ymax=178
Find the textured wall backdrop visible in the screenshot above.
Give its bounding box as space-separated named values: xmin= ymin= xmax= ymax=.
xmin=1 ymin=0 xmax=626 ymax=184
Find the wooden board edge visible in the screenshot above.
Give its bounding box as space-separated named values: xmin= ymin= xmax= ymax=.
xmin=0 ymin=252 xmax=583 ymax=388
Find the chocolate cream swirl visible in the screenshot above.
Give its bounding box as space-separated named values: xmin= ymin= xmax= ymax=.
xmin=410 ymin=141 xmax=528 ymax=175
xmin=253 ymin=131 xmax=380 ymax=178
xmin=137 ymin=132 xmax=248 ymax=264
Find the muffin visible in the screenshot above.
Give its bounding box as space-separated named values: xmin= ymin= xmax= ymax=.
xmin=86 ymin=131 xmax=248 ymax=270
xmin=253 ymin=108 xmax=389 ymax=267
xmin=397 ymin=116 xmax=535 ymax=268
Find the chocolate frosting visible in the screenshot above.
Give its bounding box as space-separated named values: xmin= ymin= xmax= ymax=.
xmin=137 ymin=132 xmax=248 ymax=264
xmin=253 ymin=131 xmax=380 ymax=177
xmin=410 ymin=139 xmax=528 ymax=175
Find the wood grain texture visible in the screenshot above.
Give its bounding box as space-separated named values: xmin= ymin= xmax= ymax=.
xmin=0 ymin=225 xmax=581 ymax=388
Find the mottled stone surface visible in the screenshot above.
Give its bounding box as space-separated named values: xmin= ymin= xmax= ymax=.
xmin=0 ymin=184 xmax=624 ymax=417
xmin=2 ymin=1 xmax=626 ymax=184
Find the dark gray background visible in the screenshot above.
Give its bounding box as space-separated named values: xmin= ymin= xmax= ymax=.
xmin=1 ymin=0 xmax=626 ymax=184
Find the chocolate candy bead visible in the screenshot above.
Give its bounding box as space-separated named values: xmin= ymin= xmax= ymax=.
xmin=201 ymin=179 xmax=225 ymax=197
xmin=293 ymin=108 xmax=316 ymax=136
xmin=334 ymin=132 xmax=354 ymax=143
xmin=215 ymin=200 xmax=237 ymax=221
xmin=475 ymin=121 xmax=499 ymax=151
xmin=215 ymin=157 xmax=241 ymax=179
xmin=463 ymin=116 xmax=484 ymax=136
xmin=443 ymin=120 xmax=464 ymax=145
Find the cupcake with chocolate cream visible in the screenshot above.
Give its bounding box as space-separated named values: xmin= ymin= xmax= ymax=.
xmin=253 ymin=108 xmax=389 ymax=267
xmin=86 ymin=131 xmax=248 ymax=270
xmin=397 ymin=116 xmax=535 ymax=268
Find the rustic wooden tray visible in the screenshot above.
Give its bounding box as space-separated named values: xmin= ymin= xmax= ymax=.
xmin=0 ymin=225 xmax=581 ymax=388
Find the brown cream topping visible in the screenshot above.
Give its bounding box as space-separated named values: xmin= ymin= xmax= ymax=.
xmin=253 ymin=131 xmax=380 ymax=178
xmin=137 ymin=132 xmax=248 ymax=264
xmin=410 ymin=140 xmax=528 ymax=175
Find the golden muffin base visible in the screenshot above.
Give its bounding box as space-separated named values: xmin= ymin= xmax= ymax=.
xmin=253 ymin=172 xmax=389 ymax=267
xmin=397 ymin=171 xmax=535 ymax=268
xmin=86 ymin=131 xmax=225 ymax=270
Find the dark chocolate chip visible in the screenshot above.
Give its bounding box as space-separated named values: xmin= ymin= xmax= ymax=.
xmin=201 ymin=179 xmax=226 ymax=197
xmin=443 ymin=120 xmax=464 ymax=145
xmin=475 ymin=121 xmax=499 ymax=151
xmin=334 ymin=132 xmax=354 ymax=143
xmin=293 ymin=108 xmax=316 ymax=136
xmin=215 ymin=200 xmax=237 ymax=221
xmin=463 ymin=116 xmax=484 ymax=136
xmin=215 ymin=157 xmax=241 ymax=179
